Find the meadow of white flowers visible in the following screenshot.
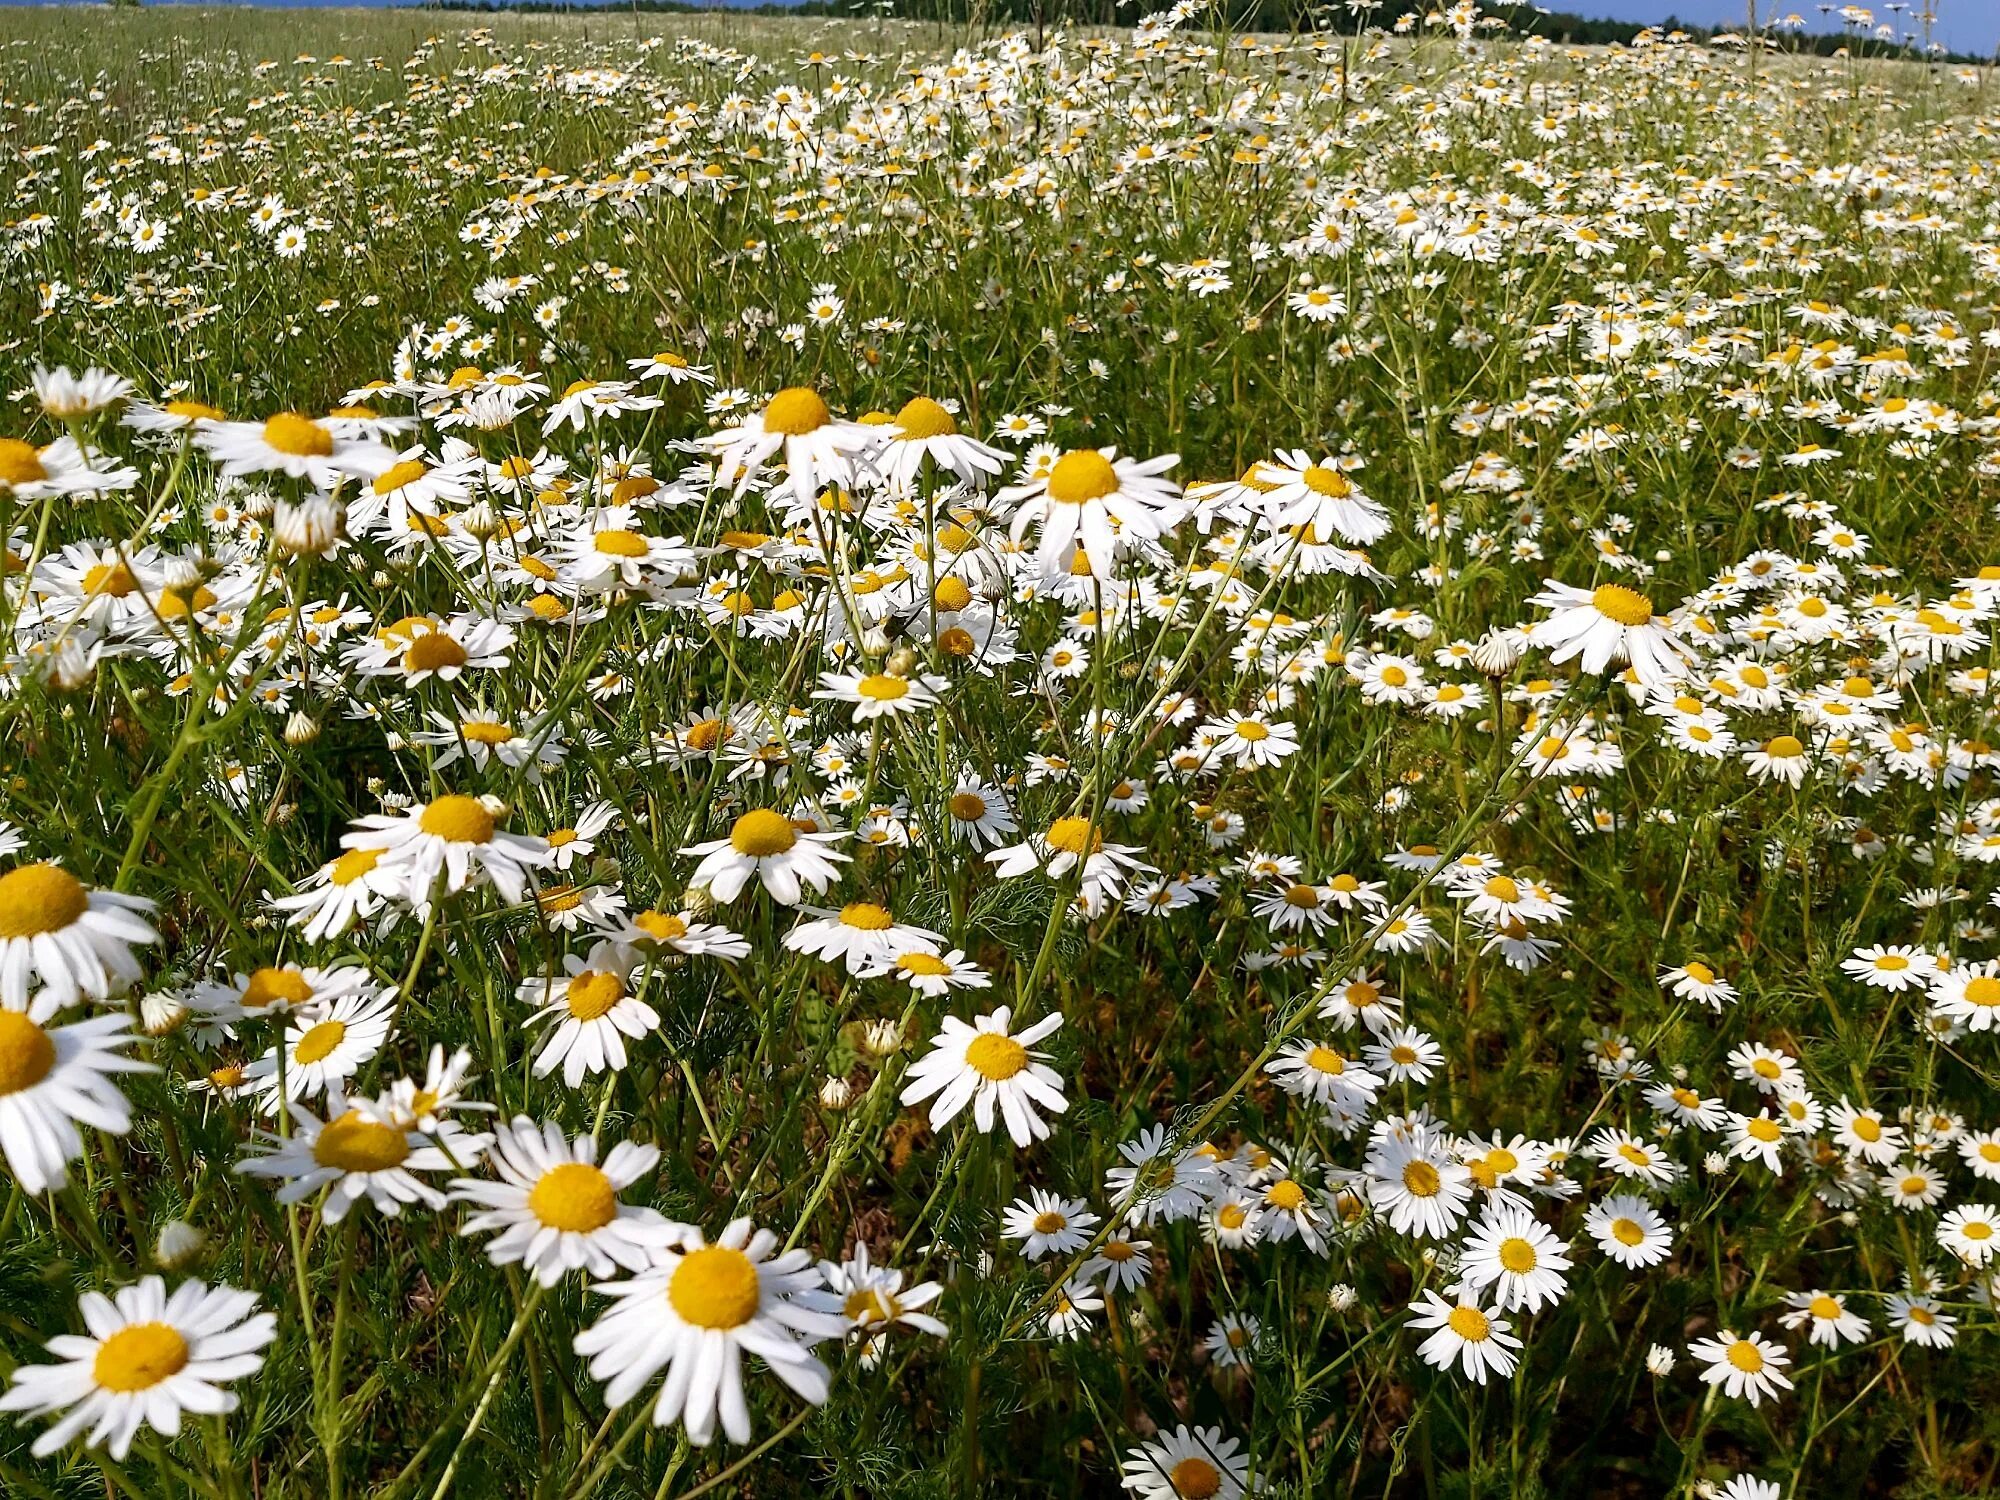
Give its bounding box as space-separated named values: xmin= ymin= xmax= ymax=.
xmin=1 ymin=5 xmax=1998 ymax=1496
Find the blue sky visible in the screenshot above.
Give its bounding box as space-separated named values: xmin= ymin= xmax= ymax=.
xmin=1567 ymin=0 xmax=1998 ymax=53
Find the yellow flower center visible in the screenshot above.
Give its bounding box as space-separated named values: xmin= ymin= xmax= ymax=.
xmin=1747 ymin=1117 xmax=1783 ymax=1142
xmin=1591 ymin=584 xmax=1654 ymax=627
xmin=1234 ymin=719 xmax=1270 ymax=741
xmin=1483 ymin=875 xmax=1521 ymax=903
xmin=461 ymin=720 xmax=514 ymax=746
xmin=1851 ymin=1116 xmax=1882 ymax=1142
xmin=1809 ymin=1295 xmax=1842 ymax=1319
xmin=729 ymin=809 xmax=797 ymax=857
xmin=293 ymin=1019 xmax=347 ymax=1066
xmin=1046 ymin=816 xmax=1102 ymax=856
xmin=634 ymin=910 xmax=689 ymax=943
xmin=166 ymin=399 xmax=225 ymax=421
xmin=1165 ymin=1457 xmax=1222 ymax=1500
xmin=1305 ymin=1045 xmax=1346 ymax=1075
xmin=1963 ymin=977 xmax=2000 ymax=1008
xmin=566 ymin=971 xmax=625 ymax=1021
xmin=1726 ymin=1339 xmax=1765 ymax=1373
xmin=329 ymin=848 xmax=382 ymax=887
xmin=419 ymin=795 xmax=495 ymax=844
xmin=0 ymin=1009 xmax=57 ymax=1095
xmin=0 ymin=438 xmax=49 ymax=485
xmin=668 ymin=1245 xmax=762 ymax=1328
xmin=894 ymin=396 xmax=957 ymax=439
xmin=92 ymin=1323 xmax=191 ymax=1393
xmin=1612 ymin=1218 xmax=1647 ymax=1247
xmin=1265 ymin=1179 xmax=1305 ymax=1211
xmin=948 ymin=793 xmax=988 ymax=822
xmin=1045 ymin=450 xmax=1119 ymax=506
xmin=373 ymin=459 xmax=429 ymax=494
xmin=840 ymin=902 xmax=894 ymax=931
xmin=403 ymin=632 xmax=469 ymax=675
xmin=1447 ymin=1305 xmax=1492 ymax=1342
xmin=1033 ymin=1210 xmax=1067 ymax=1234
xmin=856 ymin=674 xmax=910 ymax=702
xmin=1402 ymin=1160 xmax=1442 ymax=1198
xmin=528 ymin=1161 xmax=618 ymax=1232
xmin=1497 ymin=1237 xmax=1538 ymax=1274
xmin=262 ymin=412 xmax=333 ymax=458
xmin=1302 ymin=464 xmax=1352 ymax=497
xmin=1962 ymin=1222 xmax=1993 ymax=1241
xmin=83 ymin=562 xmax=138 ymax=598
xmin=0 ymin=862 xmax=89 ymax=938
xmin=313 ymin=1111 xmax=409 ymax=1172
xmin=762 ymin=387 xmax=831 ymax=436
xmin=593 ymin=529 xmax=650 ymax=558
xmin=897 ymin=952 xmax=951 ymax=977
xmin=965 ymin=1032 xmax=1028 ymax=1081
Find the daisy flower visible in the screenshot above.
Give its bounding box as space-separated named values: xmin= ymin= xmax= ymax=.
xmin=681 ymin=808 xmax=850 ymax=906
xmin=1001 ymin=1190 xmax=1099 ymax=1258
xmin=0 ymin=862 xmax=157 ymax=1009
xmin=236 ymin=1090 xmax=489 ymax=1223
xmin=621 ymin=908 xmax=752 ymax=960
xmin=877 ymin=397 xmax=1009 ymax=487
xmin=783 ymin=902 xmax=944 ymax=975
xmin=198 ymin=411 xmax=392 ymax=486
xmin=341 ymin=794 xmax=553 ymax=907
xmin=0 ymin=1277 xmax=275 ymax=1459
xmin=450 ymin=1119 xmax=681 ymax=1285
xmin=1459 ymin=1204 xmax=1574 ymax=1312
xmin=572 ymin=1217 xmax=845 ymax=1446
xmin=813 ymin=669 xmax=948 ymax=723
xmin=1000 ymin=447 xmax=1183 ymax=575
xmin=1039 ymin=1278 xmax=1104 ymax=1341
xmin=1525 ymin=580 xmax=1695 ymax=686
xmin=701 ymin=386 xmax=875 ymax=514
xmin=0 ymin=994 xmax=153 ymax=1194
xmin=1254 ymin=450 xmax=1390 ymax=544
xmin=1688 ymin=1329 xmax=1793 ymax=1405
xmin=1928 ymin=960 xmax=2000 ymax=1031
xmin=1886 ymin=1293 xmax=1957 ymax=1348
xmin=1840 ymin=943 xmax=1937 ymax=992
xmin=1364 ymin=1126 xmax=1474 ymax=1239
xmin=1119 ymin=1424 xmax=1254 ymax=1500
xmin=941 ymin=773 xmax=1017 ymax=848
xmin=862 ymin=947 xmax=990 ymax=996
xmin=246 ymin=986 xmax=398 ymax=1110
xmin=1584 ymin=1194 xmax=1673 ymax=1268
xmin=521 ymin=942 xmax=659 ymax=1088
xmin=1409 ymin=1289 xmax=1521 ymax=1384
xmin=1104 ymin=1125 xmax=1225 ymax=1226
xmin=899 ymin=1006 xmax=1066 ymax=1148
xmin=818 ymin=1242 xmax=947 ymax=1342
xmin=270 ymin=846 xmax=402 ymax=941
xmin=1201 ymin=1313 xmax=1262 ymax=1369
xmin=1779 ymin=1289 xmax=1871 ymax=1348
xmin=1267 ymin=1040 xmax=1382 ymax=1112
xmin=1937 ymin=1203 xmax=2000 ymax=1266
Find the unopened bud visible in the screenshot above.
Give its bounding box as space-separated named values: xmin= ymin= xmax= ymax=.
xmin=155 ymin=1219 xmax=207 ymax=1271
xmin=273 ymin=495 xmax=343 ymax=557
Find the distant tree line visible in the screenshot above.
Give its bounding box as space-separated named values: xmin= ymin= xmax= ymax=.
xmin=421 ymin=0 xmax=1993 ymax=64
